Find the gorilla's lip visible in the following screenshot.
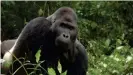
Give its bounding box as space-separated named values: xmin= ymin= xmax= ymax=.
xmin=56 ymin=41 xmax=68 ymax=48
xmin=55 ymin=39 xmax=69 ymax=49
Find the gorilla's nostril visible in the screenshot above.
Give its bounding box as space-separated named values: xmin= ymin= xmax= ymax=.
xmin=63 ymin=33 xmax=69 ymax=38
xmin=63 ymin=34 xmax=66 ymax=37
xmin=65 ymin=35 xmax=68 ymax=38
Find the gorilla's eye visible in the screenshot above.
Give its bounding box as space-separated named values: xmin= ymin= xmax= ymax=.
xmin=60 ymin=23 xmax=74 ymax=30
xmin=65 ymin=18 xmax=72 ymax=22
xmin=68 ymin=26 xmax=74 ymax=30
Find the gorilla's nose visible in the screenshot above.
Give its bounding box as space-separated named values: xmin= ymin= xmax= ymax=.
xmin=62 ymin=33 xmax=70 ymax=38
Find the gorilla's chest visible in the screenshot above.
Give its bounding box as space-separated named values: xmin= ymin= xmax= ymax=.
xmin=40 ymin=42 xmax=60 ymax=61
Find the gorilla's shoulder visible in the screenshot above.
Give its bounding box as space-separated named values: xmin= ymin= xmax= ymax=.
xmin=75 ymin=39 xmax=85 ymax=51
xmin=25 ymin=17 xmax=51 ymax=28
xmin=29 ymin=17 xmax=50 ymax=24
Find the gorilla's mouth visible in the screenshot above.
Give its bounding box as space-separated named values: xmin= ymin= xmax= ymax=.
xmin=55 ymin=38 xmax=69 ymax=49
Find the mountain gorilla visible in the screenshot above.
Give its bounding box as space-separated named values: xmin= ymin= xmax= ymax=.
xmin=2 ymin=7 xmax=88 ymax=75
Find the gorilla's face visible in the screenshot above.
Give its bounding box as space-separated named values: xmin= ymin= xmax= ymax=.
xmin=48 ymin=7 xmax=78 ymax=51
xmin=50 ymin=19 xmax=77 ymax=51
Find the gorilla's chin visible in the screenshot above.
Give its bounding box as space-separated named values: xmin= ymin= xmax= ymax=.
xmin=55 ymin=39 xmax=69 ymax=49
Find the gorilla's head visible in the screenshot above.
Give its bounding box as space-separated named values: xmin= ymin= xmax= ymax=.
xmin=48 ymin=7 xmax=78 ymax=51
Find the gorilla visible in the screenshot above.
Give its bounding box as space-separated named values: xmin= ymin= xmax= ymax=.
xmin=1 ymin=39 xmax=16 ymax=57
xmin=2 ymin=7 xmax=88 ymax=75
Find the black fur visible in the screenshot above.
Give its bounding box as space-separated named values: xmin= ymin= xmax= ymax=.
xmin=2 ymin=7 xmax=88 ymax=75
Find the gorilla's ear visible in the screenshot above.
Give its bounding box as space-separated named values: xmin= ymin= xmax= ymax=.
xmin=46 ymin=14 xmax=56 ymax=23
xmin=46 ymin=15 xmax=52 ymax=21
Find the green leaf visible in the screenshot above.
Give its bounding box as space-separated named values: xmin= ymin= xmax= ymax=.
xmin=61 ymin=71 xmax=67 ymax=75
xmin=91 ymin=22 xmax=97 ymax=29
xmin=117 ymin=39 xmax=122 ymax=45
xmin=58 ymin=61 xmax=62 ymax=73
xmin=105 ymin=39 xmax=110 ymax=47
xmin=116 ymin=46 xmax=124 ymax=50
xmin=38 ymin=8 xmax=43 ymax=16
xmin=35 ymin=50 xmax=41 ymax=63
xmin=48 ymin=68 xmax=56 ymax=75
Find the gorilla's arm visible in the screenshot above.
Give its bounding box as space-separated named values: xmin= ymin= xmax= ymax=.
xmin=2 ymin=17 xmax=51 ymax=73
xmin=1 ymin=39 xmax=16 ymax=57
xmin=66 ymin=40 xmax=88 ymax=75
xmin=60 ymin=39 xmax=88 ymax=75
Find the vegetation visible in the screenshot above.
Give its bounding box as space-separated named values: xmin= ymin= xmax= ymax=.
xmin=1 ymin=1 xmax=133 ymax=75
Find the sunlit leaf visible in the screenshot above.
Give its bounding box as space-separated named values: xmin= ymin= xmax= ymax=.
xmin=116 ymin=46 xmax=124 ymax=50
xmin=105 ymin=39 xmax=110 ymax=47
xmin=35 ymin=50 xmax=41 ymax=63
xmin=48 ymin=68 xmax=56 ymax=75
xmin=38 ymin=8 xmax=44 ymax=16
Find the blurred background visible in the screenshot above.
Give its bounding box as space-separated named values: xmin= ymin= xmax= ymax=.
xmin=1 ymin=1 xmax=133 ymax=75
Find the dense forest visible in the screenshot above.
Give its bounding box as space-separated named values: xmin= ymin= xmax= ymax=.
xmin=1 ymin=1 xmax=133 ymax=75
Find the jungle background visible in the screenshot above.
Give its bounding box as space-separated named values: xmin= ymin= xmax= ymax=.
xmin=1 ymin=1 xmax=133 ymax=75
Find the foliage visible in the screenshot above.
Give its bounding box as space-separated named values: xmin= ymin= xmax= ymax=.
xmin=1 ymin=1 xmax=133 ymax=75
